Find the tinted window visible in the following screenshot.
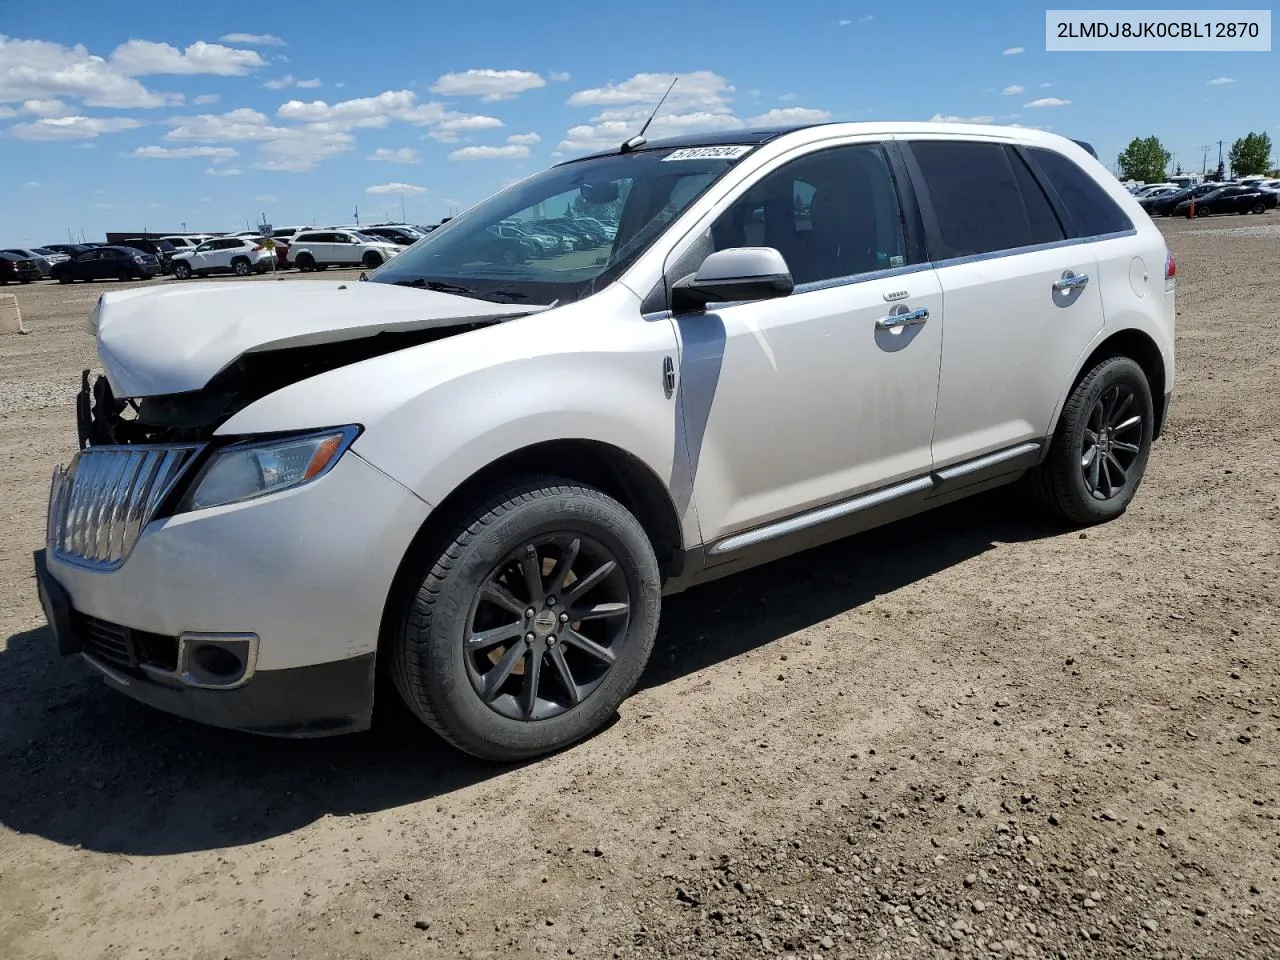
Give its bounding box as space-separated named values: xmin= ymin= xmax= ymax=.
xmin=908 ymin=139 xmax=1061 ymax=259
xmin=1008 ymin=149 xmax=1067 ymax=244
xmin=1026 ymin=147 xmax=1134 ymax=237
xmin=709 ymin=142 xmax=908 ymax=285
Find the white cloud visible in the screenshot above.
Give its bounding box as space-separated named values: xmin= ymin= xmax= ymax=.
xmin=262 ymin=74 xmax=296 ymax=89
xmin=295 ymin=78 xmax=322 ymax=88
xmin=1003 ymin=46 xmax=1025 ymax=55
xmin=218 ymin=33 xmax=286 ymax=47
xmin=559 ymin=108 xmax=745 ymax=153
xmin=254 ymin=130 xmax=353 ymax=171
xmin=1207 ymin=76 xmax=1235 ymax=85
xmin=22 ymin=180 xmax=38 ymax=189
xmin=448 ymin=144 xmax=530 ymax=160
xmin=10 ymin=115 xmax=143 ymax=140
xmin=132 ymin=145 xmax=238 ymax=159
xmin=90 ymin=202 xmax=115 ymax=210
xmin=779 ymin=92 xmax=797 ymax=102
xmin=567 ymin=70 xmax=733 ymax=112
xmin=929 ymin=113 xmax=996 ymax=123
xmin=507 ymin=132 xmax=541 ymax=144
xmin=275 ymin=89 xmax=446 ymax=130
xmin=366 ymin=182 xmax=427 ymax=194
xmin=1024 ymin=97 xmax=1071 ymax=108
xmin=21 ymin=97 xmax=74 ymax=117
xmin=205 ymin=167 xmax=242 ymax=175
xmin=192 ymin=93 xmax=221 ymax=104
xmin=860 ymin=14 xmax=875 ymax=21
xmin=1003 ymin=84 xmax=1024 ymax=95
xmin=110 ymin=39 xmax=266 ymax=76
xmin=548 ymin=70 xmax=571 ymax=83
xmin=254 ymin=193 xmax=278 ymax=203
xmin=165 ymin=106 xmax=356 ymax=172
xmin=749 ymin=106 xmax=831 ymax=125
xmin=0 ymin=34 xmax=178 ymax=108
xmin=0 ymin=105 xmax=14 ymax=118
xmin=166 ymin=106 xmax=283 ymax=141
xmin=369 ymin=146 xmax=421 ymax=163
xmin=429 ymin=68 xmax=546 ymax=101
xmin=838 ymin=19 xmax=851 ymax=25
xmin=1039 ymin=82 xmax=1053 ymax=88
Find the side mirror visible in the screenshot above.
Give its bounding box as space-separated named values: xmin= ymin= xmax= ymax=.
xmin=671 ymin=247 xmax=794 ymax=313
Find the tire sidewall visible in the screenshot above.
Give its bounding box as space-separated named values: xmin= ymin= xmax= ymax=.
xmin=1057 ymin=358 xmax=1154 ymax=521
xmin=404 ymin=486 xmax=660 ymax=759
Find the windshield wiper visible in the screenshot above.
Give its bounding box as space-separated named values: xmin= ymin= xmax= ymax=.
xmin=391 ymin=278 xmax=532 ymax=303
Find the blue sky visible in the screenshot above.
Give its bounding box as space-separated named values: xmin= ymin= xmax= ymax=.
xmin=1 ymin=2 xmax=1274 ymax=244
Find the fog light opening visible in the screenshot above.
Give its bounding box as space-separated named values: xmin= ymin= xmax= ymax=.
xmin=178 ymin=633 xmax=259 ymax=689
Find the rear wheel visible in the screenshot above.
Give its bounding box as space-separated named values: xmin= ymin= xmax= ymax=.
xmin=390 ymin=477 xmax=661 ymax=761
xmin=1194 ymin=205 xmax=1211 ymax=217
xmin=231 ymin=257 xmax=251 ymax=277
xmin=1028 ymin=356 xmax=1154 ymax=526
xmin=1252 ymin=202 xmax=1266 ymax=214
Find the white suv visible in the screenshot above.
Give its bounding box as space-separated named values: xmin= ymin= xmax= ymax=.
xmin=288 ymin=229 xmax=404 ymax=271
xmin=37 ymin=122 xmax=1174 ymax=762
xmin=171 ymin=236 xmax=275 ymax=279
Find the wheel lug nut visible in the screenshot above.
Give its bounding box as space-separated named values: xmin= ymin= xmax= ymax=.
xmin=559 ymin=612 xmax=569 ymax=623
xmin=524 ymin=633 xmax=535 ymax=645
xmin=547 ymin=636 xmax=558 ymax=646
xmin=525 ymin=608 xmax=536 ymax=619
xmin=546 ymin=596 xmax=556 ymax=606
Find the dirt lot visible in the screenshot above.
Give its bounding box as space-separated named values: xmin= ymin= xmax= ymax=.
xmin=1 ymin=221 xmax=1277 ymax=960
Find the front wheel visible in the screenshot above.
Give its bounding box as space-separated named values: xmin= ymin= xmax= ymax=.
xmin=173 ymin=262 xmax=192 ymax=280
xmin=1028 ymin=356 xmax=1154 ymax=526
xmin=362 ymin=251 xmax=383 ymax=268
xmin=231 ymin=257 xmax=251 ymax=277
xmin=390 ymin=478 xmax=661 ymax=761
xmin=1252 ymin=202 xmax=1266 ymax=214
xmin=295 ymin=253 xmax=315 ymax=272
xmin=1194 ymin=206 xmax=1211 ymax=217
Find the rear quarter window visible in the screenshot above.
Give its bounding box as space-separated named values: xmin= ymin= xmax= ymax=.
xmin=1026 ymin=147 xmax=1134 ymax=237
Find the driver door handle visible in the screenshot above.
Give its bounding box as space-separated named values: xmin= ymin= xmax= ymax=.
xmin=876 ymin=307 xmax=929 ymax=330
xmin=1053 ymin=271 xmax=1090 ymax=292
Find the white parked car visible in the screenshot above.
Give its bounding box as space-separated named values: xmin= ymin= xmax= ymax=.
xmin=288 ymin=230 xmax=404 ymax=271
xmin=37 ymin=121 xmax=1175 ymax=762
xmin=171 ymin=236 xmax=276 ymax=279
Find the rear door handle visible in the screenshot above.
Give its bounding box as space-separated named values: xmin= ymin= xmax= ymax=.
xmin=1053 ymin=271 xmax=1090 ymax=292
xmin=876 ymin=307 xmax=929 ymax=330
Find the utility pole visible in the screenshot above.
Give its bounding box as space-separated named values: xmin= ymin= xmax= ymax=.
xmin=353 ymin=203 xmax=360 ymax=226
xmin=1199 ymin=145 xmax=1211 ymax=174
xmin=1217 ymin=139 xmax=1225 ymax=180
xmin=400 ymin=194 xmax=407 ymax=223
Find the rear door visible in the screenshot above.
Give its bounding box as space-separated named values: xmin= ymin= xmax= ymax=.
xmin=897 ymin=136 xmax=1105 ymax=466
xmin=331 ymin=233 xmax=359 ymax=264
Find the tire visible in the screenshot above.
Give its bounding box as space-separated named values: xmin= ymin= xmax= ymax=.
xmin=1195 ymin=206 xmax=1211 ymax=217
xmin=390 ymin=477 xmax=662 ymax=761
xmin=362 ymin=251 xmax=383 ymax=269
xmin=19 ymin=278 xmax=30 ymax=284
xmin=295 ymin=253 xmax=315 ymax=272
xmin=231 ymin=257 xmax=251 ymax=277
xmin=1252 ymin=202 xmax=1265 ymax=214
xmin=173 ymin=262 xmax=192 ymax=280
xmin=57 ymin=274 xmax=70 ymax=284
xmin=1028 ymin=356 xmax=1154 ymax=526
xmin=314 ymin=263 xmax=328 ymax=271
xmin=117 ymin=271 xmax=132 ymax=281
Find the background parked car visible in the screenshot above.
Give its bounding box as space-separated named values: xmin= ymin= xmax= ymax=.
xmin=171 ymin=236 xmax=276 ymax=279
xmin=1174 ymin=184 xmax=1277 ymax=217
xmin=1140 ymin=182 xmax=1220 ymax=217
xmin=42 ymin=243 xmax=97 ymax=259
xmin=1 ymin=246 xmax=67 ymax=278
xmin=116 ymin=238 xmax=179 ymax=275
xmin=360 ymin=224 xmax=424 ymax=246
xmin=50 ymin=246 xmax=160 ymax=283
xmin=0 ymin=251 xmax=41 ymax=284
xmin=288 ymin=230 xmax=404 ymax=270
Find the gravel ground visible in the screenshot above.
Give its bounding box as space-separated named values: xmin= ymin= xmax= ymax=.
xmin=0 ymin=219 xmax=1277 ymax=960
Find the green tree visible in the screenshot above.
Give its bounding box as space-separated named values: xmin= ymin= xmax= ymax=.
xmin=1229 ymin=132 xmax=1273 ymax=177
xmin=1116 ymin=136 xmax=1171 ymax=182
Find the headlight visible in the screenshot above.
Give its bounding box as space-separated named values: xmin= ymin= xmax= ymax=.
xmin=181 ymin=426 xmax=360 ymax=512
xmin=134 ymin=255 xmax=144 ymax=263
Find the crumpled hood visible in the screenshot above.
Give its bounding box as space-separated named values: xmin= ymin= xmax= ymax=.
xmin=89 ymin=279 xmax=547 ymax=398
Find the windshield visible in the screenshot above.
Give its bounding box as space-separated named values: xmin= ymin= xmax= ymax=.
xmin=368 ymin=144 xmax=755 ymax=304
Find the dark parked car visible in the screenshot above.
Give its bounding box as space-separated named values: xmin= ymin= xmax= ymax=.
xmin=0 ymin=251 xmax=41 ymax=284
xmin=1 ymin=246 xmax=66 ymax=278
xmin=49 ymin=245 xmax=161 ymax=283
xmin=42 ymin=243 xmax=97 ymax=258
xmin=1139 ymin=182 xmax=1219 ymax=217
xmin=1173 ymin=185 xmax=1277 ymax=218
xmin=116 ymin=238 xmax=179 ymax=275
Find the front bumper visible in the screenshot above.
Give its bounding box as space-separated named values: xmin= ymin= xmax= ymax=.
xmin=39 ymin=450 xmax=432 ymax=736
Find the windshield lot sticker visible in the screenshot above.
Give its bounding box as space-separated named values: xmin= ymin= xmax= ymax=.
xmin=661 ymin=145 xmax=753 ymax=161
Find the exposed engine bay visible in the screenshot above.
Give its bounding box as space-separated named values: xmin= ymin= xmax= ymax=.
xmin=76 ymin=321 xmax=498 ymax=448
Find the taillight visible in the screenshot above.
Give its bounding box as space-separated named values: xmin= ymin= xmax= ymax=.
xmin=1165 ymin=250 xmax=1176 ymax=279
xmin=252 ymin=244 xmax=263 ymax=251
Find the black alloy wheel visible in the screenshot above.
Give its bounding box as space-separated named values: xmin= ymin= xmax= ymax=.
xmin=1080 ymin=384 xmax=1144 ymax=501
xmin=464 ymin=533 xmax=632 ymax=722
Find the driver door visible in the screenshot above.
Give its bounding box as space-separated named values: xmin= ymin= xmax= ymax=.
xmin=190 ymin=240 xmax=217 ymax=271
xmin=668 ymin=140 xmax=944 ymax=555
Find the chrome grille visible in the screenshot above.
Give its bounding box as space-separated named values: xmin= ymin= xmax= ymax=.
xmin=48 ymin=444 xmax=201 ymax=569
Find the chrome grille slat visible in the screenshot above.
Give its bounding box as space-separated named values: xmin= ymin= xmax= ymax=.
xmin=47 ymin=443 xmax=202 ymax=570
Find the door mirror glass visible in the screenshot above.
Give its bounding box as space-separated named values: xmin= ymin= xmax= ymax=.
xmin=671 ymin=246 xmax=794 ymax=313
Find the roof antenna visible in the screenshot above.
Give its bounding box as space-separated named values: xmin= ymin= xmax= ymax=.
xmin=621 ymin=75 xmax=678 ymax=153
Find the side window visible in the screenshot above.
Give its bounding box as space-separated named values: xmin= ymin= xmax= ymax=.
xmin=709 ymin=143 xmax=908 ymax=286
xmin=907 ymin=139 xmax=1060 ymax=260
xmin=1026 ymin=147 xmax=1134 ymax=237
xmin=1007 ymin=148 xmax=1067 ymax=244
